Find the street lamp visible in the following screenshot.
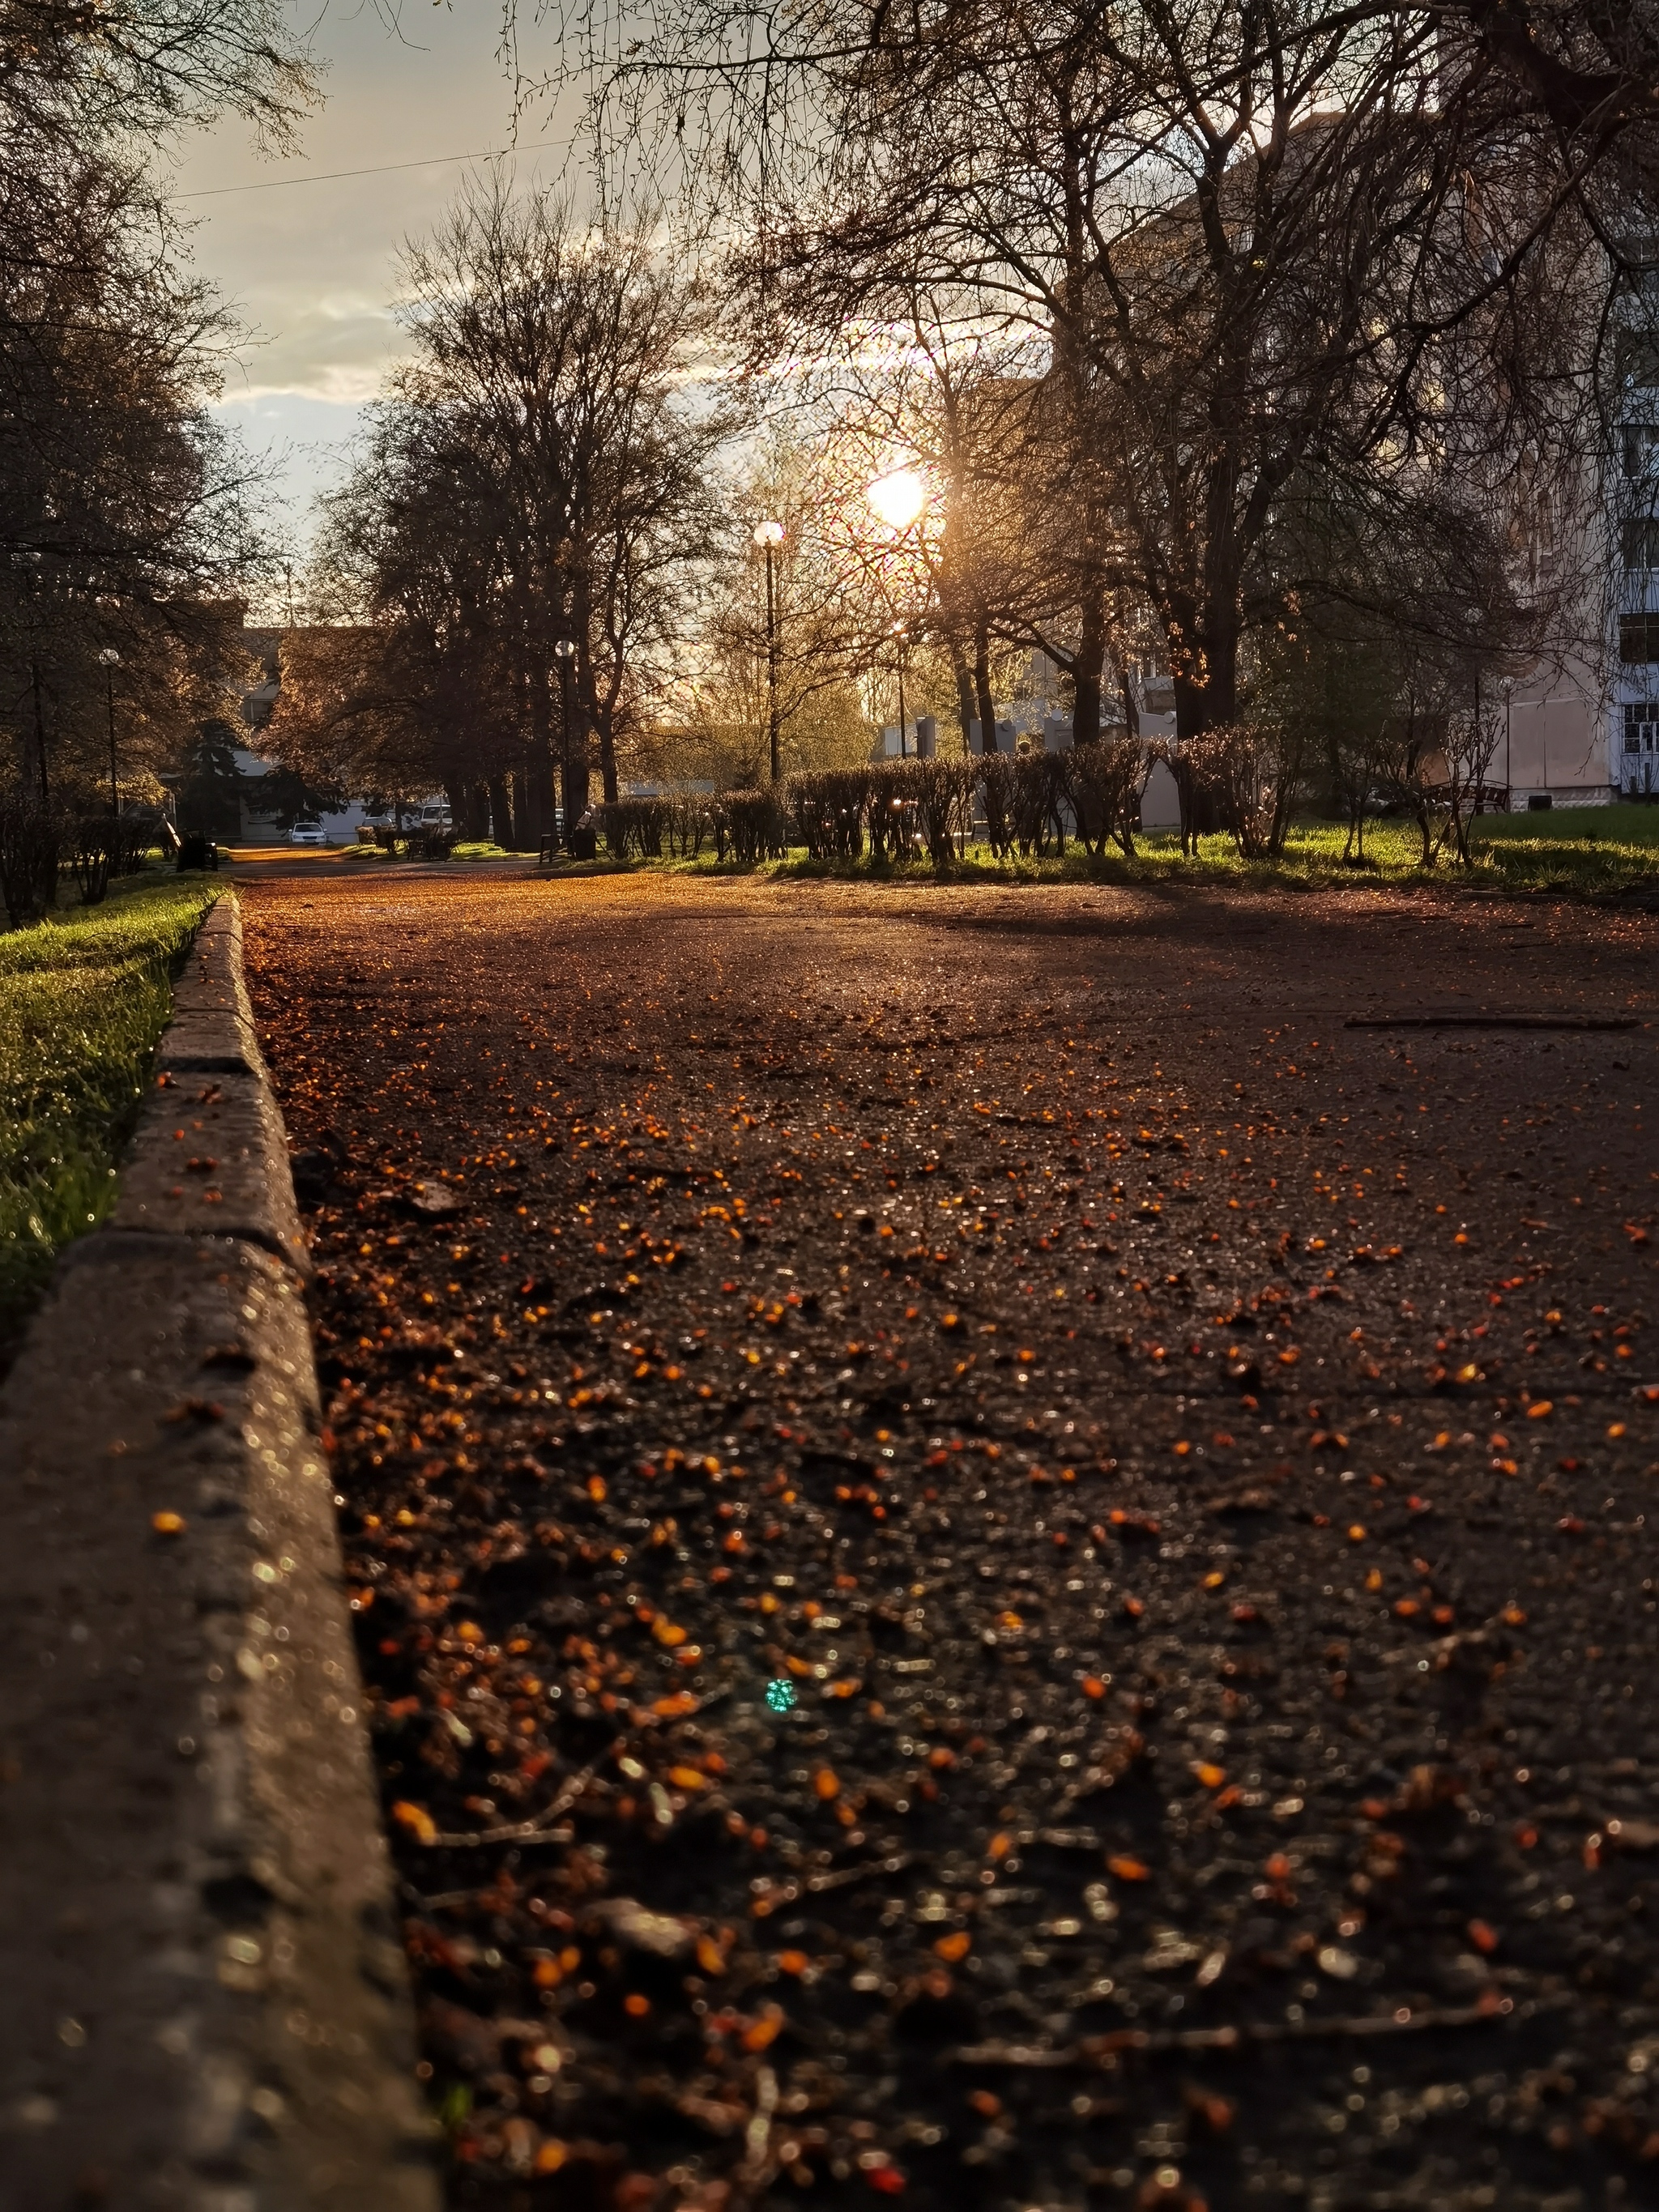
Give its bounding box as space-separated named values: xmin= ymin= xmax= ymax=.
xmin=548 ymin=641 xmax=579 ymax=854
xmin=1500 ymin=675 xmax=1513 ymax=808
xmin=552 ymin=637 xmax=578 ymax=849
xmin=98 ymin=647 xmax=120 ymax=816
xmin=891 ymin=620 xmax=911 ymax=757
xmin=753 ymin=519 xmax=784 ymax=784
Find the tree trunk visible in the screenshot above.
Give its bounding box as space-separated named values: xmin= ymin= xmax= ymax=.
xmin=597 ymin=697 xmax=620 ymax=804
xmin=487 ymin=775 xmax=514 ymax=850
xmin=1073 ymin=590 xmax=1106 ymax=746
xmin=1171 ymin=660 xmax=1237 ymax=744
xmin=527 ymin=662 xmax=557 ymax=841
xmin=1168 ymin=601 xmax=1240 ymax=848
xmin=513 ymin=752 xmax=539 ymax=848
xmin=951 ymin=650 xmax=975 ymax=754
xmin=974 ymin=626 xmax=996 ymax=754
xmin=30 ymin=662 xmax=49 ymax=803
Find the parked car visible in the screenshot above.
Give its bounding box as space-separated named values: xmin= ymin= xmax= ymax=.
xmin=290 ymin=817 xmax=326 ymax=846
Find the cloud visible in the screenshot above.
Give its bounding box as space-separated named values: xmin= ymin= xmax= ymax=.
xmin=174 ymin=5 xmax=578 ymax=403
xmin=170 ymin=4 xmax=580 ymax=531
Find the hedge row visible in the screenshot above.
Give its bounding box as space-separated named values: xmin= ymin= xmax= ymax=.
xmin=595 ymin=740 xmax=1153 ymax=868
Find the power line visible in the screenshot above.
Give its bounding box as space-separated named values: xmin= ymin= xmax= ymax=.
xmin=174 ymin=139 xmax=568 ymax=201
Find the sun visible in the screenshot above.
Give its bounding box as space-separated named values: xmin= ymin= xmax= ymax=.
xmin=866 ymin=467 xmax=928 ymax=530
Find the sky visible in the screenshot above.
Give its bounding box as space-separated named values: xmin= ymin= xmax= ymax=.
xmin=168 ymin=0 xmax=584 ymax=556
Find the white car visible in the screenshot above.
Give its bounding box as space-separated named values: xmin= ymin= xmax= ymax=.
xmin=290 ymin=817 xmax=326 ymax=846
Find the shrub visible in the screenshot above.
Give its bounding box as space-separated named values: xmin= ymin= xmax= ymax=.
xmin=1065 ymin=735 xmax=1152 ymax=858
xmin=0 ymin=791 xmax=60 ymax=927
xmin=599 ymin=798 xmax=660 ymax=859
xmin=908 ymin=757 xmax=976 ymax=866
xmin=110 ymin=812 xmax=155 ymax=876
xmin=663 ymin=795 xmax=710 ymax=858
xmin=979 ymin=754 xmax=1016 ymax=857
xmin=1008 ymin=752 xmax=1069 ymax=855
xmin=62 ymin=814 xmax=120 ymax=906
xmin=788 ymin=768 xmax=870 ymax=860
xmin=1171 ymin=722 xmax=1305 ymax=859
xmin=717 ymin=791 xmax=789 ymax=864
xmin=864 ymin=763 xmax=920 ymax=862
xmin=599 ymin=794 xmax=714 ymax=860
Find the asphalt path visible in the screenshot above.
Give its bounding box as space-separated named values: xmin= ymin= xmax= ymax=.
xmin=241 ymin=872 xmax=1659 ymax=2212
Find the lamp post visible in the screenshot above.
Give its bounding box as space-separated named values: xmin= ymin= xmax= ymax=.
xmin=552 ymin=637 xmax=578 ymax=849
xmin=892 ymin=621 xmax=909 ymax=756
xmin=98 ymin=647 xmax=120 ymax=815
xmin=1501 ymin=675 xmax=1513 ymax=809
xmin=753 ymin=519 xmax=784 ymax=783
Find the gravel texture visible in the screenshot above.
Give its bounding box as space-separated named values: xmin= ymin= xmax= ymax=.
xmin=241 ymin=871 xmax=1659 ymax=2212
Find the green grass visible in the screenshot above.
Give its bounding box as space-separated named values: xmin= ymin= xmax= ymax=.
xmin=580 ymin=803 xmax=1659 ymax=900
xmin=0 ymin=872 xmax=219 ymax=1345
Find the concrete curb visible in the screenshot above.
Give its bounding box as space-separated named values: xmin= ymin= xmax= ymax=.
xmin=0 ymin=893 xmax=438 ymax=2212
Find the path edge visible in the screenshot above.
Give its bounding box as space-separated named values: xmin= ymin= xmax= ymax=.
xmin=0 ymin=889 xmax=439 ymax=2211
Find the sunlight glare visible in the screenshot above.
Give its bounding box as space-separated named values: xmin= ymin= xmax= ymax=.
xmin=866 ymin=468 xmax=928 ymax=530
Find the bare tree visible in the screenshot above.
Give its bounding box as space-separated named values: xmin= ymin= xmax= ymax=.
xmin=0 ymin=0 xmax=316 ymax=151
xmin=0 ymin=134 xmax=270 ymax=806
xmin=0 ymin=0 xmax=316 ymax=814
xmin=343 ymin=180 xmax=727 ymax=838
xmin=531 ymin=0 xmax=1650 ymax=786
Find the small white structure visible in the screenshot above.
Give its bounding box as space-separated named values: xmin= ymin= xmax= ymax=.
xmin=1140 ymin=758 xmax=1182 ymax=829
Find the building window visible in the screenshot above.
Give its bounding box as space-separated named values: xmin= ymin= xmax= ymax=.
xmin=1624 ymin=701 xmax=1659 ymax=753
xmin=1624 ymin=424 xmax=1659 ymax=477
xmin=1624 ymin=517 xmax=1659 ymax=569
xmin=1619 ymin=615 xmax=1659 ymax=661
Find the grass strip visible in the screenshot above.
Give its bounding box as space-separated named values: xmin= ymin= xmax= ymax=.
xmin=0 ymin=873 xmax=219 ymax=1346
xmin=597 ymin=804 xmax=1659 ymax=899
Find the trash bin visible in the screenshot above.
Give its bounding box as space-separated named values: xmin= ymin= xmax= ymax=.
xmin=570 ymin=810 xmax=598 ymax=861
